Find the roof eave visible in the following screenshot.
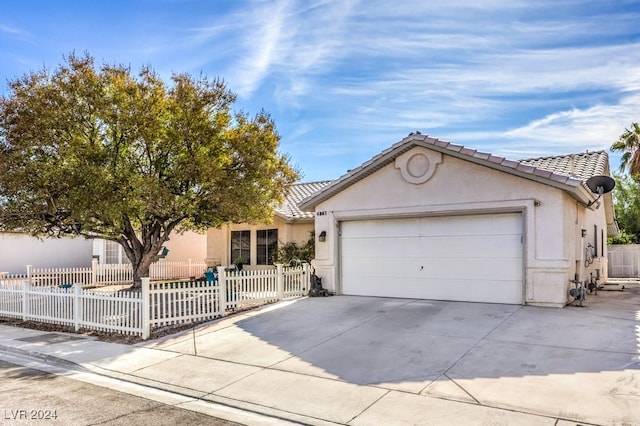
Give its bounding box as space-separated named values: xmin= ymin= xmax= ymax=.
xmin=570 ymin=184 xmax=596 ymax=206
xmin=274 ymin=211 xmax=315 ymax=223
xmin=299 ymin=137 xmax=596 ymax=210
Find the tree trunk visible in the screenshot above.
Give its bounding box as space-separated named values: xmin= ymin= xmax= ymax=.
xmin=132 ymin=253 xmax=156 ymax=289
xmin=119 ymin=236 xmax=165 ymax=289
xmin=117 ymin=217 xmax=180 ymax=289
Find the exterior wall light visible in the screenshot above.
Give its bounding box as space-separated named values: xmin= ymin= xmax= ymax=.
xmin=318 ymin=231 xmax=327 ymax=242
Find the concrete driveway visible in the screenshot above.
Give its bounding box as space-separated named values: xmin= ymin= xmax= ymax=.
xmin=148 ymin=284 xmax=640 ymax=425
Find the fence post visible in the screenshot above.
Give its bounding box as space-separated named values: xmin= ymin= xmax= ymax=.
xmin=303 ymin=262 xmax=310 ymax=293
xmin=26 ymin=265 xmax=33 ymax=285
xmin=188 ymin=259 xmax=193 ymax=277
xmin=91 ymin=258 xmax=98 ymax=286
xmin=218 ymin=268 xmax=227 ymax=315
xmin=22 ymin=281 xmax=28 ymax=321
xmin=276 ymin=264 xmax=284 ymax=300
xmin=141 ymin=277 xmax=150 ymax=339
xmin=74 ymin=283 xmax=82 ymax=332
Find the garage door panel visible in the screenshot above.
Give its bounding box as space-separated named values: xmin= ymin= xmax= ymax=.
xmin=343 ymin=234 xmax=521 ymax=259
xmin=343 ymin=257 xmax=521 ymax=281
xmin=343 ymin=215 xmax=519 ymax=238
xmin=343 ymin=237 xmax=522 ymax=271
xmin=341 ymin=276 xmax=522 ymax=305
xmin=340 ymin=213 xmax=523 ymax=304
xmin=418 ymin=258 xmax=522 ymax=281
xmin=416 ymin=214 xmax=519 ymax=236
xmin=419 ymin=234 xmax=521 ymax=258
xmin=342 ymin=236 xmax=419 ymax=257
xmin=343 ymin=236 xmax=522 ymax=265
xmin=342 ymin=257 xmax=423 ymax=280
xmin=341 ymin=220 xmax=416 ymax=238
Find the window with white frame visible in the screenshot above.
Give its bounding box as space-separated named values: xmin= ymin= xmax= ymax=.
xmin=104 ymin=240 xmax=128 ymax=264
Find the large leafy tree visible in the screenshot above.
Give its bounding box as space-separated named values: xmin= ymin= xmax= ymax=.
xmin=611 ymin=122 xmax=640 ymax=176
xmin=610 ymin=174 xmax=640 ymax=243
xmin=0 ymin=54 xmax=298 ymax=287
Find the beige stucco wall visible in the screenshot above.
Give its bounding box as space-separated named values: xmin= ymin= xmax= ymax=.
xmin=91 ymin=231 xmax=207 ymax=265
xmin=163 ymin=231 xmax=207 ymax=263
xmin=312 ymin=147 xmax=609 ymax=307
xmin=207 ymin=217 xmax=314 ymax=268
xmin=575 ymin=196 xmax=609 ymax=284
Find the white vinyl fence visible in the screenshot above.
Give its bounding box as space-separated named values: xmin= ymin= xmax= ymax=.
xmin=607 ymin=244 xmax=640 ymax=278
xmin=0 ymin=259 xmax=208 ymax=287
xmin=0 ymin=282 xmax=145 ymax=336
xmin=0 ymin=264 xmax=310 ymax=339
xmin=221 ymin=264 xmax=309 ymax=311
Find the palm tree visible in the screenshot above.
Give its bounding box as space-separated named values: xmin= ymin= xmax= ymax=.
xmin=611 ymin=122 xmax=640 ymax=176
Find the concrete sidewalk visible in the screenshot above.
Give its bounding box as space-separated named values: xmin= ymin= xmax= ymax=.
xmin=1 ymin=284 xmax=639 ymax=425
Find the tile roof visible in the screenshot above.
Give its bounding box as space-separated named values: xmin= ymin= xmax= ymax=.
xmin=275 ymin=180 xmax=333 ymax=220
xmin=518 ymin=151 xmax=609 ymax=181
xmin=300 ymin=133 xmax=612 ymax=210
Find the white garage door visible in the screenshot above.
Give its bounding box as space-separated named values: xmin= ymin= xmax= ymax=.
xmin=340 ymin=213 xmax=523 ymax=304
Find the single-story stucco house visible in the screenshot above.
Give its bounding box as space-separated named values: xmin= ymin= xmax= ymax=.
xmin=206 ymin=181 xmax=331 ymax=268
xmin=300 ymin=133 xmax=617 ymax=307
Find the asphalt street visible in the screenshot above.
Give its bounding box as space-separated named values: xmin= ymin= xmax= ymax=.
xmin=0 ymin=355 xmax=241 ymax=426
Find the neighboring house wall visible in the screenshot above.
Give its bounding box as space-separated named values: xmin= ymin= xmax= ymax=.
xmin=207 ymin=218 xmax=314 ymax=268
xmin=92 ymin=239 xmax=128 ymax=264
xmin=0 ymin=233 xmax=93 ymax=274
xmin=162 ymin=231 xmax=207 ymax=262
xmin=311 ymin=146 xmax=610 ymax=307
xmin=92 ymin=231 xmax=207 ymax=264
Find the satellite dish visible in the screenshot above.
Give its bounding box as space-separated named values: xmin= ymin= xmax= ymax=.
xmin=585 ymin=175 xmax=615 ymax=195
xmin=585 ymin=175 xmax=615 ymax=208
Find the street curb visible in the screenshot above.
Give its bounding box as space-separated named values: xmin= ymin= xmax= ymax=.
xmin=0 ymin=343 xmax=339 ymax=426
xmin=0 ymin=343 xmax=87 ymax=370
xmin=77 ymin=361 xmax=341 ymax=426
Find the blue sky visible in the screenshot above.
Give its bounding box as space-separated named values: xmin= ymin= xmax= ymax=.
xmin=1 ymin=0 xmax=639 ymax=181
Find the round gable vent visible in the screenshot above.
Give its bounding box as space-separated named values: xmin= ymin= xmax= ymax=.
xmin=395 ymin=147 xmax=442 ymax=184
xmin=407 ymin=153 xmax=430 ymax=178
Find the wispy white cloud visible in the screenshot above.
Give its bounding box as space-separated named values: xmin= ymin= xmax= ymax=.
xmin=309 ymin=22 xmax=640 ymax=160
xmin=224 ymin=0 xmax=359 ymax=99
xmin=503 ymin=93 xmax=640 ymax=148
xmin=0 ymin=24 xmax=28 ymax=37
xmin=231 ymin=0 xmax=290 ymax=97
xmin=0 ymin=23 xmax=35 ymax=47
